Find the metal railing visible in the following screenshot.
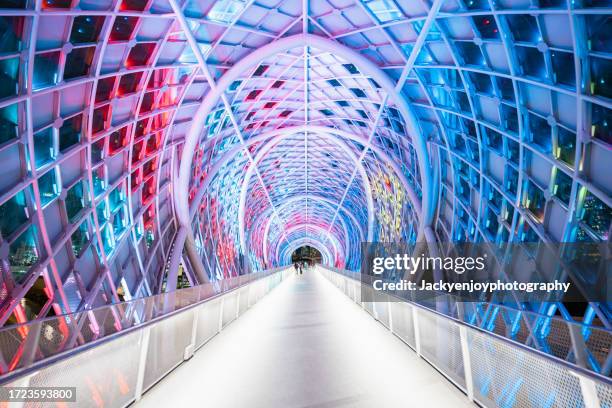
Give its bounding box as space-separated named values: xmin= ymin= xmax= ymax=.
xmin=318 ymin=266 xmax=612 ymax=408
xmin=0 ymin=267 xmax=293 ymax=407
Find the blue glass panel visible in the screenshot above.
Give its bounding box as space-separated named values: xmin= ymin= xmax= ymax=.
xmin=10 ymin=224 xmax=39 ymax=282
xmin=33 ymin=51 xmax=60 ymax=90
xmin=0 ymin=57 xmax=19 ymax=99
xmin=33 ymin=127 xmax=56 ymax=169
xmin=38 ymin=167 xmax=60 ymax=207
xmin=0 ymin=190 xmax=28 ymax=238
xmin=0 ymin=102 xmax=19 ymax=144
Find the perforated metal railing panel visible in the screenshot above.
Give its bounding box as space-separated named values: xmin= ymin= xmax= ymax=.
xmin=4 ymin=330 xmax=143 ymax=408
xmin=0 ymin=268 xmax=293 ymax=407
xmin=468 ymin=328 xmax=586 ymax=408
xmin=390 ymin=302 xmax=416 ymax=349
xmin=318 ymin=266 xmax=612 ymax=408
xmin=142 ymin=310 xmax=194 ymax=391
xmin=417 ymin=308 xmax=466 ymax=389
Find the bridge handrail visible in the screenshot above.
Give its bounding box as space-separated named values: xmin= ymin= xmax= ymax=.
xmin=0 ymin=266 xmax=289 ymax=382
xmin=319 ymin=265 xmax=611 ymax=408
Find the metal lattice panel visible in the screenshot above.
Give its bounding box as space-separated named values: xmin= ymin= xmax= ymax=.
xmin=0 ymin=1 xmax=609 ymax=376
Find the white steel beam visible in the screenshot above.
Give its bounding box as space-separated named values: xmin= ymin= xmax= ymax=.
xmin=175 ymin=33 xmax=435 ymax=268
xmin=169 ymin=0 xmax=291 ymax=259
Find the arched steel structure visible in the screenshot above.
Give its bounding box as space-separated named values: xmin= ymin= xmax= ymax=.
xmin=0 ymin=0 xmax=609 ymax=355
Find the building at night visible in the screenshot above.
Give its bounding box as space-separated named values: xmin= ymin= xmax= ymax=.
xmin=0 ymin=0 xmax=609 ymax=406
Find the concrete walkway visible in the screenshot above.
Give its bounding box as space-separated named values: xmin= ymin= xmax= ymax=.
xmin=138 ymin=268 xmax=474 ymax=408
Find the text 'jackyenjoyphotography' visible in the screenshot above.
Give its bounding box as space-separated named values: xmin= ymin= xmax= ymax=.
xmin=372 ymin=279 xmax=571 ymax=294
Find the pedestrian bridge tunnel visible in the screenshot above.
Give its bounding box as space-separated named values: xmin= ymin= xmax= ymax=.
xmin=0 ymin=0 xmax=609 ymax=407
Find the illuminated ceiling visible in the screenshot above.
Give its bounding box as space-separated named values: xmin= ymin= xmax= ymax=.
xmin=0 ymin=0 xmax=609 ymax=327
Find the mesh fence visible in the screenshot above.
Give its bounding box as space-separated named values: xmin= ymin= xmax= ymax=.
xmin=0 ymin=267 xmax=293 ymax=407
xmin=319 ymin=266 xmax=611 ymax=408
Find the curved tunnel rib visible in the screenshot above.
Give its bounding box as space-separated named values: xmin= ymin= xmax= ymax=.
xmin=0 ymin=0 xmax=607 ymax=342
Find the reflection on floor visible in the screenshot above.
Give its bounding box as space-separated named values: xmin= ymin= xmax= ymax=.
xmin=138 ymin=268 xmax=474 ymax=408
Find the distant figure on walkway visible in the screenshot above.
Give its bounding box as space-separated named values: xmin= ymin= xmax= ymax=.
xmin=294 ymin=262 xmax=300 ymax=275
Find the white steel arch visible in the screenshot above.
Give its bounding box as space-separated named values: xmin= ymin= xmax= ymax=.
xmin=175 ymin=34 xmax=435 ymax=238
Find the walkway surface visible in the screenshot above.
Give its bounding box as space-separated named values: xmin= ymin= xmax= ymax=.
xmin=138 ymin=268 xmax=474 ymax=408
